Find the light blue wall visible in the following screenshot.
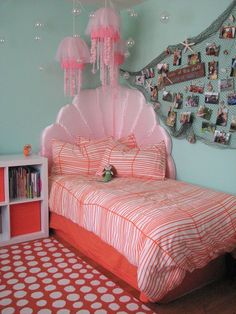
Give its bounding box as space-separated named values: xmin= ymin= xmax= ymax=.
xmin=121 ymin=0 xmax=236 ymax=195
xmin=0 ymin=0 xmax=235 ymax=195
xmin=0 ymin=0 xmax=97 ymax=155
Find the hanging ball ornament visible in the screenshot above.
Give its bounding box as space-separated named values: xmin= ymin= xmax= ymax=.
xmin=160 ymin=11 xmax=170 ymax=24
xmin=0 ymin=37 xmax=5 ymax=44
xmin=34 ymin=21 xmax=44 ymax=28
xmin=72 ymin=8 xmax=81 ymax=16
xmin=126 ymin=38 xmax=135 ymax=48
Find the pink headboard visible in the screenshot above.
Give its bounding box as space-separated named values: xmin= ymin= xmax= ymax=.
xmin=40 ymin=86 xmax=176 ymax=178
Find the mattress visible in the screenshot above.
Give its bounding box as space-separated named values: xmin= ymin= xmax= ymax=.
xmin=49 ymin=174 xmax=236 ymax=302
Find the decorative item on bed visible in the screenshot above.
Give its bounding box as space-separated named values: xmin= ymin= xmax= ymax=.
xmin=41 ymin=86 xmax=236 ymax=304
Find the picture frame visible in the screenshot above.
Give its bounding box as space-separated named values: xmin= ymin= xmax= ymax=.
xmin=205 ymin=92 xmax=219 ymax=104
xmin=173 ymin=92 xmax=183 ymax=109
xmin=205 ymin=43 xmax=220 ymax=56
xmin=150 ymin=85 xmax=158 ymax=101
xmin=186 ymin=95 xmax=199 ymax=107
xmin=189 ymin=84 xmax=204 ymax=94
xmin=135 ymin=75 xmax=145 ymax=86
xmin=173 ymin=48 xmax=182 ymax=66
xmin=142 ymin=68 xmax=155 ymax=79
xmin=162 ymin=90 xmax=173 ymax=102
xmin=197 ymin=106 xmax=213 ymax=120
xmin=166 ymin=108 xmax=176 ymax=127
xmin=229 ymin=116 xmax=236 ymax=132
xmin=213 ymin=130 xmax=231 ymax=145
xmin=220 ymin=25 xmax=235 ymax=39
xmin=208 ymin=61 xmax=218 ymax=80
xmin=227 ymin=93 xmax=236 ymax=105
xmin=157 ymin=63 xmax=169 ymax=75
xmin=230 ymin=58 xmax=236 ymax=77
xmin=216 ymin=106 xmax=228 ymax=127
xmin=218 ymin=78 xmax=234 ymax=92
xmin=187 ymin=52 xmax=201 ymax=66
xmin=201 ymin=121 xmax=216 ymax=134
xmin=180 ymin=112 xmax=191 ymax=124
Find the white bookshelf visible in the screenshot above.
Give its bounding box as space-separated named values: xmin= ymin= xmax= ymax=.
xmin=0 ymin=154 xmax=48 ymax=246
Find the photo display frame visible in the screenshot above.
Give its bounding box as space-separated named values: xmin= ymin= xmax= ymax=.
xmin=121 ymin=0 xmax=236 ymax=149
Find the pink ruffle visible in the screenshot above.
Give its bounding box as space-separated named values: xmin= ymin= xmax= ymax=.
xmin=91 ymin=27 xmax=120 ymax=41
xmin=61 ymin=60 xmax=85 ymax=70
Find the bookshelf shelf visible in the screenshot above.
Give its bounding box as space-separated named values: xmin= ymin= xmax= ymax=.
xmin=0 ymin=154 xmax=48 ymax=246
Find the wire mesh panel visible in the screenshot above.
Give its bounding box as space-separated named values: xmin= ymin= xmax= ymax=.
xmin=121 ymin=0 xmax=236 ymax=149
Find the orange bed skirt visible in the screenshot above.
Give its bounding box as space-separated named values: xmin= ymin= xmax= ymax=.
xmin=50 ymin=212 xmax=226 ymax=303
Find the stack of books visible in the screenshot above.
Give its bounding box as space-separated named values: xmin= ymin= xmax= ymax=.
xmin=9 ymin=166 xmax=41 ymax=200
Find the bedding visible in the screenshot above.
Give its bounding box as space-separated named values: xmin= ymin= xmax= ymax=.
xmin=51 ymin=135 xmax=137 ymax=176
xmin=49 ymin=173 xmax=236 ymax=302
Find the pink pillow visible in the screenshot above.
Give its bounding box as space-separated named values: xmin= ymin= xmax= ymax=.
xmin=76 ymin=134 xmax=137 ymax=148
xmin=96 ymin=141 xmax=166 ymax=180
xmin=51 ymin=135 xmax=138 ymax=176
xmin=51 ymin=139 xmax=93 ymax=175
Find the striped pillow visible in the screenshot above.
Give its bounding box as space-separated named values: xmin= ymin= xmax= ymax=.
xmin=51 ymin=135 xmax=137 ymax=176
xmin=76 ymin=134 xmax=137 ymax=148
xmin=96 ymin=141 xmax=167 ymax=180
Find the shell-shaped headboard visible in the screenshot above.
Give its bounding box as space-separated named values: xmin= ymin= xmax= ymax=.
xmin=40 ymin=86 xmax=176 ymax=179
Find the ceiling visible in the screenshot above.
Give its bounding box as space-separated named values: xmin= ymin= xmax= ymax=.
xmin=76 ymin=0 xmax=148 ymax=10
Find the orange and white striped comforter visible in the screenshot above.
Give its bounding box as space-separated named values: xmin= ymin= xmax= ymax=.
xmin=49 ymin=175 xmax=236 ymax=302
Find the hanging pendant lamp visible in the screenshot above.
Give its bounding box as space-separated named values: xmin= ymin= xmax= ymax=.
xmin=56 ymin=36 xmax=90 ymax=96
xmin=86 ymin=7 xmax=121 ymax=87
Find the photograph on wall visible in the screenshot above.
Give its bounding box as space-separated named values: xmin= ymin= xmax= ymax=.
xmin=173 ymin=48 xmax=182 ymax=66
xmin=218 ymin=78 xmax=234 ymax=92
xmin=213 ymin=130 xmax=231 ymax=145
xmin=142 ymin=68 xmax=155 ymax=79
xmin=201 ymin=121 xmax=216 ymax=134
xmin=180 ymin=112 xmax=191 ymax=124
xmin=216 ymin=106 xmax=228 ymax=126
xmin=186 ymin=95 xmax=199 ymax=107
xmin=187 ymin=52 xmax=201 ymax=66
xmin=227 ymin=92 xmax=236 ymax=105
xmin=162 ymin=90 xmax=173 ymax=102
xmin=205 ymin=92 xmax=219 ymax=104
xmin=135 ymin=75 xmax=145 ymax=86
xmin=230 ymin=58 xmax=236 ymax=77
xmin=173 ymin=92 xmax=183 ymax=109
xmin=205 ymin=43 xmax=220 ymax=56
xmin=166 ymin=108 xmax=176 ymax=127
xmin=150 ymin=85 xmax=158 ymax=101
xmin=208 ymin=61 xmax=218 ymax=80
xmin=189 ymin=84 xmax=204 ymax=94
xmin=197 ymin=106 xmax=213 ymax=120
xmin=229 ymin=115 xmax=236 ymax=132
xmin=220 ymin=25 xmax=235 ymax=39
xmin=157 ymin=63 xmax=169 ymax=75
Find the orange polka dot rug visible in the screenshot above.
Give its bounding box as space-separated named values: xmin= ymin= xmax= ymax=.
xmin=0 ymin=237 xmax=155 ymax=314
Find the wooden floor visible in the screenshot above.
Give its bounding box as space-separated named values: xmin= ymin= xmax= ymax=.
xmin=55 ymin=235 xmax=236 ymax=314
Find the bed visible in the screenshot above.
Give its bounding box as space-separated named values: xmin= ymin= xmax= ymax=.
xmin=41 ymin=86 xmax=236 ymax=303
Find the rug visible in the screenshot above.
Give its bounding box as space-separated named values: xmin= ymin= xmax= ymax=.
xmin=0 ymin=237 xmax=155 ymax=313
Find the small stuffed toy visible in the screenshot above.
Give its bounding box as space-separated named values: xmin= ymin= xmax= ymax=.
xmin=102 ymin=164 xmax=115 ymax=182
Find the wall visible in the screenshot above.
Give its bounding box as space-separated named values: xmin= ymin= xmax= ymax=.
xmin=120 ymin=0 xmax=236 ymax=195
xmin=0 ymin=0 xmax=97 ymax=155
xmin=0 ymin=0 xmax=235 ymax=195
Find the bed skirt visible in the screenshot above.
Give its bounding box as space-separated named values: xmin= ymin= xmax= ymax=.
xmin=50 ymin=212 xmax=226 ymax=303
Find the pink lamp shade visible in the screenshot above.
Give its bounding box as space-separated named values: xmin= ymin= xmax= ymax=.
xmin=86 ymin=7 xmax=121 ymax=87
xmin=56 ymin=36 xmax=90 ymax=96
